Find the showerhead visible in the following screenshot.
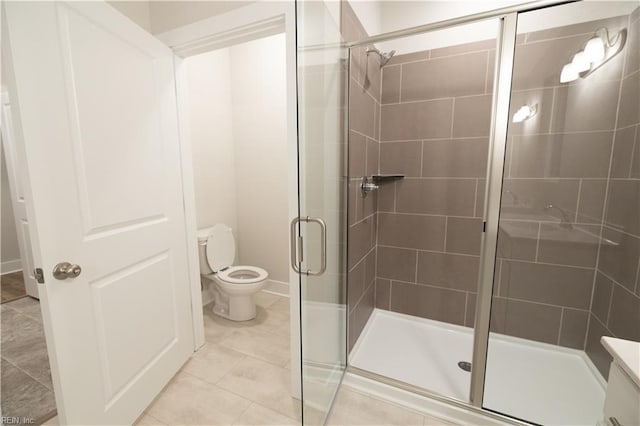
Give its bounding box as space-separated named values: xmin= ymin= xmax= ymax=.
xmin=366 ymin=47 xmax=396 ymax=67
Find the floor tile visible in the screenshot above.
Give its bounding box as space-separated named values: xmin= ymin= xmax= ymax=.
xmin=6 ymin=296 xmax=43 ymax=322
xmin=269 ymin=298 xmax=291 ymax=315
xmin=217 ymin=356 xmax=301 ymax=420
xmin=182 ymin=343 xmax=246 ymax=385
xmin=40 ymin=415 xmax=59 ymax=425
xmin=328 ymin=387 xmax=426 ymax=425
xmin=217 ymin=327 xmax=290 ymax=367
xmin=232 ymin=403 xmax=297 ymax=426
xmin=0 ymin=359 xmax=56 ymax=422
xmin=205 ymin=304 xmax=290 ymax=339
xmin=135 ymin=413 xmax=167 ymax=425
xmin=147 ymin=371 xmax=251 ymax=425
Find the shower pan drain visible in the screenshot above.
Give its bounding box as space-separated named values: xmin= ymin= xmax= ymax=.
xmin=458 ymin=361 xmax=472 ymax=372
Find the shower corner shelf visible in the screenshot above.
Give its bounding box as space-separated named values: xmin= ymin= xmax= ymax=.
xmin=371 ymin=174 xmax=404 ymax=183
xmin=361 ymin=174 xmax=404 ymax=196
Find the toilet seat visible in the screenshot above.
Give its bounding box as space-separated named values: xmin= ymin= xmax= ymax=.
xmin=217 ymin=266 xmax=268 ymax=284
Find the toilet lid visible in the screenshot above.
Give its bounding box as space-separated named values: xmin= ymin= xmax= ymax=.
xmin=205 ymin=224 xmax=236 ymax=272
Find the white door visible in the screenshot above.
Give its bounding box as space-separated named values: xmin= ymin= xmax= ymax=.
xmin=3 ymin=2 xmax=195 ymax=424
xmin=1 ymin=92 xmax=38 ymax=298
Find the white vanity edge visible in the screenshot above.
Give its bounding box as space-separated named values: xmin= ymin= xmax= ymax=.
xmin=601 ymin=336 xmax=640 ymax=388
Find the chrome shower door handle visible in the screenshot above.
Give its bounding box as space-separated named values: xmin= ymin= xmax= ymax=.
xmin=290 ymin=216 xmax=327 ymax=276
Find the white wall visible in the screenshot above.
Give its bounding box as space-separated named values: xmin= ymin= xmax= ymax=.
xmin=185 ymin=33 xmax=289 ymax=284
xmin=185 ymin=49 xmax=238 ymax=232
xmin=230 ymin=33 xmax=289 ymax=285
xmin=351 ymin=1 xmax=639 ymax=55
xmin=1 ymin=142 xmax=21 ymax=268
xmin=149 ymin=1 xmax=255 ymax=34
xmin=107 ymin=1 xmax=152 ymax=33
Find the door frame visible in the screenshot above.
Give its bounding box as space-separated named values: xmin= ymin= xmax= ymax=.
xmin=1 ymin=91 xmax=39 ymax=297
xmin=155 ymin=1 xmax=301 ymax=399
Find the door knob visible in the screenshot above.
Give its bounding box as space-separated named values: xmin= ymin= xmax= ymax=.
xmin=53 ymin=262 xmax=82 ymax=280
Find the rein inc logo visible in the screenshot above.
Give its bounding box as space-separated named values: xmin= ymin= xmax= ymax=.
xmin=1 ymin=417 xmax=35 ymax=424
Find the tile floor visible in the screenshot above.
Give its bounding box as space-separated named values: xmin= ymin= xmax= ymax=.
xmin=1 ymin=271 xmax=27 ymax=303
xmin=34 ymin=291 xmax=455 ymax=425
xmin=1 ymin=297 xmax=57 ymax=424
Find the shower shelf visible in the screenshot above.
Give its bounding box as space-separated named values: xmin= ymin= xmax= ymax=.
xmin=370 ymin=174 xmax=404 ymax=183
xmin=361 ymin=175 xmax=404 ymax=196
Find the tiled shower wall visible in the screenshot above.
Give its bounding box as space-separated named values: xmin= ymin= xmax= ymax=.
xmin=490 ymin=15 xmax=633 ymax=351
xmin=586 ymin=6 xmax=640 ymax=378
xmin=346 ymin=7 xmax=640 ymax=357
xmin=343 ymin=2 xmax=381 ymax=351
xmin=373 ymin=40 xmax=495 ymax=329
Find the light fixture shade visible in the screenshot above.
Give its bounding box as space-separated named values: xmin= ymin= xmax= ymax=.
xmin=584 ymin=36 xmax=606 ymax=62
xmin=512 ymin=104 xmax=538 ymax=123
xmin=571 ymin=51 xmax=591 ymax=72
xmin=560 ymin=63 xmax=579 ymax=83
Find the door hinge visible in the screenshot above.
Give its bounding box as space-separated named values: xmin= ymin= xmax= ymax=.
xmin=34 ymin=268 xmax=45 ymax=284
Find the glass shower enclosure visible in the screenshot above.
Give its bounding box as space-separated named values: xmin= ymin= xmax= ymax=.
xmin=295 ymin=1 xmax=639 ymax=425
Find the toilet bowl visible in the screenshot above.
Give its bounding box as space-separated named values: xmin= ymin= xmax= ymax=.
xmin=197 ymin=224 xmax=268 ymax=321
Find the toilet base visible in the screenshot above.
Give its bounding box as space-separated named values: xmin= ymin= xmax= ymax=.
xmin=212 ymin=292 xmax=257 ymax=321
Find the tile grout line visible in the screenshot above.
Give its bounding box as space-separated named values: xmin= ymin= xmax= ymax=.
xmin=534 ymin=222 xmax=542 ymax=262
xmin=557 ymin=308 xmax=565 ymax=345
xmin=628 ymin=125 xmax=638 ymax=179
xmin=574 ymin=179 xmax=583 ymax=223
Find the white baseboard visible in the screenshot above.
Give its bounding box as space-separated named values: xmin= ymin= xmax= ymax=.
xmin=1 ymin=260 xmax=23 ymax=275
xmin=263 ymin=279 xmax=289 ymax=297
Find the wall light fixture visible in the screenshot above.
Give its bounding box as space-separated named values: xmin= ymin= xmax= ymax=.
xmin=512 ymin=104 xmax=538 ymax=123
xmin=559 ymin=27 xmax=627 ymax=84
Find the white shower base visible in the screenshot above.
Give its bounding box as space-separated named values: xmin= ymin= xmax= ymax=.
xmin=349 ymin=309 xmax=606 ymax=426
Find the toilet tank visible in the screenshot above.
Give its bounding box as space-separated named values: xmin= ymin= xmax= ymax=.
xmin=197 ymin=227 xmax=214 ymax=275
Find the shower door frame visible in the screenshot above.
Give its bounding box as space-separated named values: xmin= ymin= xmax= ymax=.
xmin=341 ymin=0 xmax=578 ymax=418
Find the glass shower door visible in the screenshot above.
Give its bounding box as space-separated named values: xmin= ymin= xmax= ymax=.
xmin=483 ymin=2 xmax=639 ymax=425
xmin=295 ymin=1 xmax=348 ymax=424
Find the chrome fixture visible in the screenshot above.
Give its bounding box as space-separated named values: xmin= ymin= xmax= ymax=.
xmin=560 ymin=27 xmax=627 ymax=83
xmin=53 ymin=262 xmax=82 ymax=280
xmin=504 ymin=189 xmax=520 ymax=206
xmin=366 ymin=46 xmax=396 ymax=67
xmin=360 ymin=175 xmax=404 ymax=196
xmin=290 ymin=216 xmax=327 ymax=276
xmin=544 ymin=204 xmax=573 ymax=229
xmin=361 ymin=177 xmax=379 ymax=195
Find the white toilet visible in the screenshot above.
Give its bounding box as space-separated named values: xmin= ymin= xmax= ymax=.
xmin=197 ymin=224 xmax=268 ymax=321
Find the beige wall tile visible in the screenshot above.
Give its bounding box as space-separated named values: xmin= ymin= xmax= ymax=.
xmin=490 ymin=297 xmax=562 ymax=344
xmin=390 ymin=282 xmax=466 ymax=325
xmin=395 ymin=179 xmax=476 ymax=217
xmin=400 ymin=52 xmax=487 ymax=102
xmin=558 ymin=308 xmax=589 ymax=349
xmin=378 ymin=213 xmax=446 ymax=251
xmin=379 ymin=141 xmax=422 ymax=177
xmin=421 ymin=138 xmax=489 ymax=178
xmin=377 ymin=246 xmax=417 ymax=282
xmin=381 ymin=99 xmax=453 ymax=141
xmin=445 ymin=217 xmax=482 ymax=255
xmin=499 ymin=260 xmax=594 ymax=309
xmin=608 ymin=284 xmax=640 ymax=341
xmin=381 ymin=66 xmax=401 ymax=104
xmin=599 ymin=227 xmax=640 ymax=292
xmin=452 ymin=94 xmax=492 ymax=138
xmin=510 ymin=132 xmax=613 ymax=178
xmin=416 ymin=251 xmax=480 ymax=292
